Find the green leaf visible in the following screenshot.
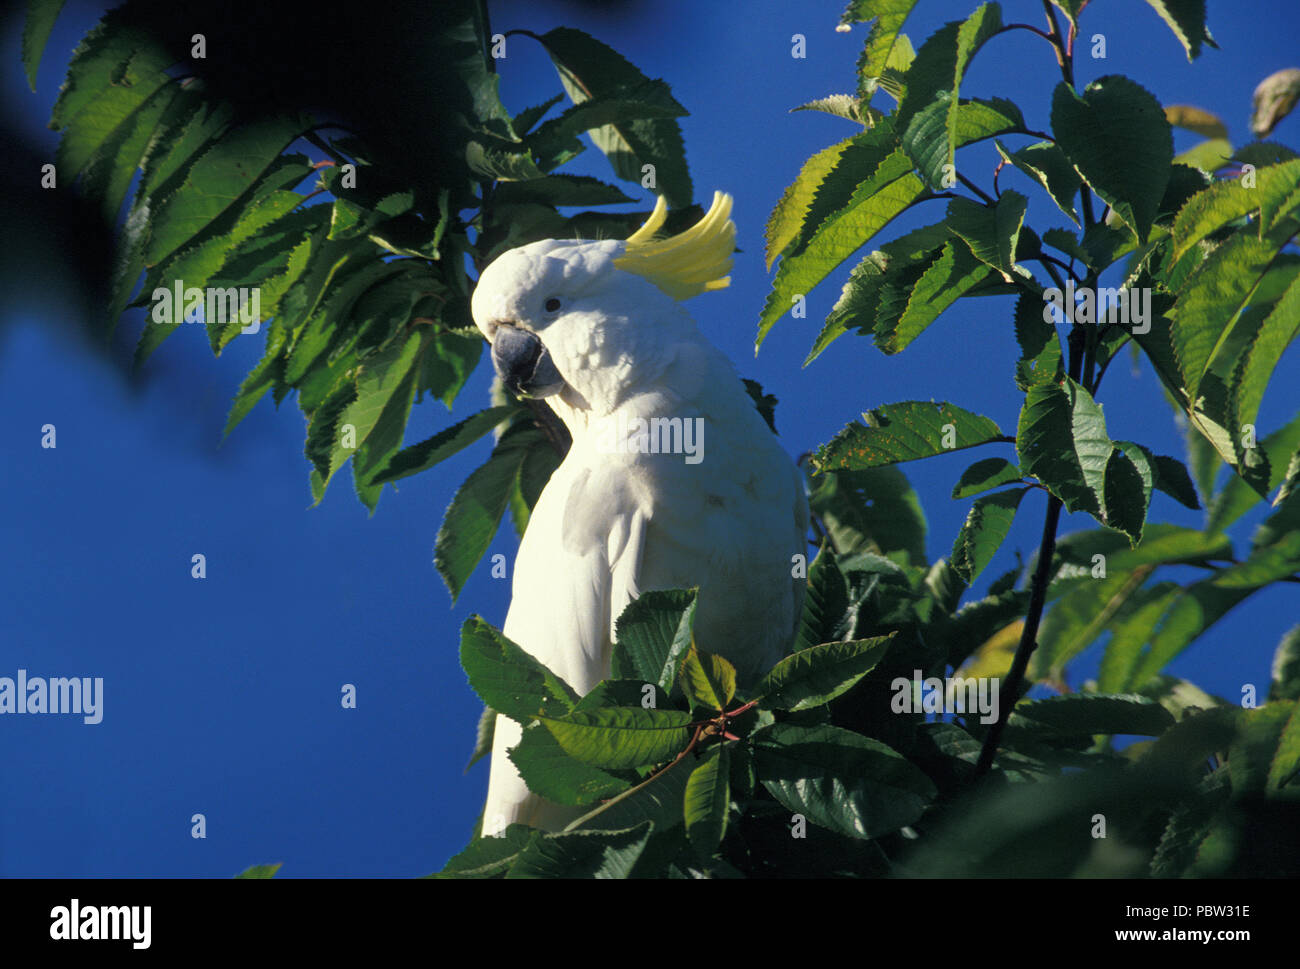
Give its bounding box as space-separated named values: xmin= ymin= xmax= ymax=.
xmin=370 ymin=406 xmax=511 ymax=485
xmin=1007 ymin=693 xmax=1176 ymax=738
xmin=511 ymin=93 xmax=564 ymax=136
xmin=1143 ymin=0 xmax=1217 ymax=60
xmin=611 ymin=589 xmax=698 ymax=693
xmin=995 ymin=140 xmax=1081 ymax=225
xmin=903 ymin=94 xmax=1024 ymax=190
xmin=759 ymin=128 xmax=925 ymax=346
xmin=1051 ymin=76 xmax=1173 ymax=242
xmin=952 ymin=487 xmax=1029 ymax=582
xmin=1228 ymin=702 xmax=1300 ymax=794
xmin=796 ymin=544 xmax=850 ymax=652
xmin=1013 ymin=290 xmax=1064 ymax=391
xmin=1272 ymin=626 xmax=1300 ymax=702
xmin=1175 ymin=138 xmax=1232 ymax=173
xmin=540 ymin=707 xmax=694 ymax=769
xmin=234 ymin=863 xmax=281 ymax=879
xmin=753 ymin=723 xmax=936 ymax=839
xmin=505 ymin=822 xmax=653 ymax=879
xmin=436 ymin=826 xmax=536 ymax=878
xmin=564 ymin=757 xmax=691 ymax=835
xmin=1152 ymin=454 xmax=1201 ymax=509
xmin=952 ymin=457 xmax=1023 ymax=498
xmin=792 ymin=94 xmax=882 ymax=127
xmin=677 ymin=646 xmax=736 ymax=712
xmin=1227 ymin=271 xmax=1300 ymax=491
xmin=840 ymin=0 xmax=922 ymax=93
xmin=1209 ymin=413 xmax=1300 ymax=530
xmin=465 ymin=704 xmax=495 ymax=772
xmin=816 ymin=401 xmax=1003 ymax=471
xmin=144 ymin=115 xmax=313 ymax=267
xmin=312 ymin=327 xmax=424 ymax=496
xmin=508 ymin=725 xmax=631 ymax=806
xmin=1128 ymin=532 xmax=1300 ymax=686
xmin=1169 ymin=233 xmax=1282 ymax=406
xmin=492 ymin=173 xmax=634 ymax=208
xmin=21 ymin=0 xmax=65 ymax=90
xmin=1017 ymin=378 xmax=1113 ymax=519
xmin=526 ymin=82 xmax=688 ymax=170
xmin=803 ymin=223 xmax=952 ymax=363
xmin=459 ymin=616 xmax=578 ymax=724
xmin=1104 ymin=440 xmax=1156 ymax=544
xmin=755 ymin=635 xmax=894 ymax=711
xmin=894 ymin=3 xmax=1004 ymax=174
xmin=766 ymin=136 xmax=856 ymax=271
xmin=810 ymin=467 xmax=928 ymax=567
xmin=533 ymin=27 xmax=692 ymax=207
xmin=435 ymin=425 xmax=535 ymax=602
xmin=874 ymin=239 xmax=991 ymax=353
xmin=683 ymin=744 xmax=730 ymax=858
xmin=1172 ymin=159 xmax=1300 ymax=261
xmin=946 ymin=191 xmax=1029 ymax=277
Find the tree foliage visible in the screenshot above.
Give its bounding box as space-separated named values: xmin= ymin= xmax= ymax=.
xmin=27 ymin=0 xmax=1300 ymax=877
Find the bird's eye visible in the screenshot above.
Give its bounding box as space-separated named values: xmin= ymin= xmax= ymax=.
xmin=544 ymin=297 xmax=562 ymax=313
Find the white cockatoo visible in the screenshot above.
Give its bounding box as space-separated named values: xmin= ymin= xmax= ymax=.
xmin=469 ymin=192 xmax=808 ymax=835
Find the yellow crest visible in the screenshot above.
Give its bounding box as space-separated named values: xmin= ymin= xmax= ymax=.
xmin=613 ymin=191 xmax=735 ymax=301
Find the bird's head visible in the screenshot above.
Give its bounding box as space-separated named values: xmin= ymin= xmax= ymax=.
xmin=471 ymin=192 xmax=735 ymax=411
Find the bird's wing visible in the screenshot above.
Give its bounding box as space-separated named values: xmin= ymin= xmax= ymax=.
xmin=483 ymin=454 xmax=647 ymax=835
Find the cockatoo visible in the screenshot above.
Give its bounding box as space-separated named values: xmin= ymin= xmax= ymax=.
xmin=470 ymin=192 xmax=808 ymax=836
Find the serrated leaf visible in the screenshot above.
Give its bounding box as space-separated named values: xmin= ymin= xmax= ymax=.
xmin=534 ymin=27 xmax=692 ymax=207
xmin=436 ymin=426 xmax=536 ymax=601
xmin=753 ymin=723 xmax=936 ymax=839
xmin=759 ymin=133 xmax=925 ymax=346
xmin=952 ymin=487 xmax=1029 ymax=582
xmin=817 ymin=400 xmax=1003 ymax=471
xmin=491 ymin=173 xmax=634 ymax=208
xmin=1104 ymin=440 xmax=1155 ymax=543
xmin=677 ymin=646 xmax=736 ymax=712
xmin=1017 ymin=378 xmax=1113 ymax=518
xmin=796 ymin=544 xmax=850 ymax=652
xmin=755 ymin=635 xmax=894 ymax=711
xmin=611 ymin=589 xmax=698 ymax=693
xmin=459 ymin=615 xmax=579 ymax=724
xmin=371 ymin=408 xmax=510 ymax=487
xmin=683 ymin=744 xmax=730 ymax=858
xmin=144 ymin=115 xmax=313 ymax=267
xmin=505 ymin=822 xmax=652 ymax=879
xmin=1007 ymin=693 xmax=1176 ymax=738
xmin=508 ymin=725 xmax=631 ymax=806
xmin=1271 ymin=626 xmax=1300 ymax=702
xmin=792 ymin=94 xmax=881 ymax=127
xmin=841 ymin=0 xmax=922 ymax=94
xmin=995 ymin=140 xmax=1081 ymax=225
xmin=540 ymin=707 xmax=694 ymax=769
xmin=1052 ymin=76 xmax=1173 ymax=242
xmin=903 ymin=94 xmax=1024 ymax=190
xmin=946 ymin=191 xmax=1028 ymax=277
xmin=1172 ymin=158 xmax=1300 ymax=261
xmin=1152 ymin=454 xmax=1201 ymax=509
xmin=952 ymin=457 xmax=1023 ymax=498
xmin=1143 ymin=0 xmax=1216 ymax=61
xmin=894 ymin=3 xmax=1004 ymax=176
xmin=1013 ymin=290 xmax=1064 ymax=391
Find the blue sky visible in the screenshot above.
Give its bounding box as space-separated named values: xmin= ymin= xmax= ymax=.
xmin=2 ymin=0 xmax=1298 ymax=876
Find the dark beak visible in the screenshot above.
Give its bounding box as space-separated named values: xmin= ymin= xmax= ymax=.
xmin=490 ymin=323 xmax=565 ymax=399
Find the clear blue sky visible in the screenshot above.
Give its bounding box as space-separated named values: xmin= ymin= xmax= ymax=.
xmin=2 ymin=0 xmax=1297 ymax=876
